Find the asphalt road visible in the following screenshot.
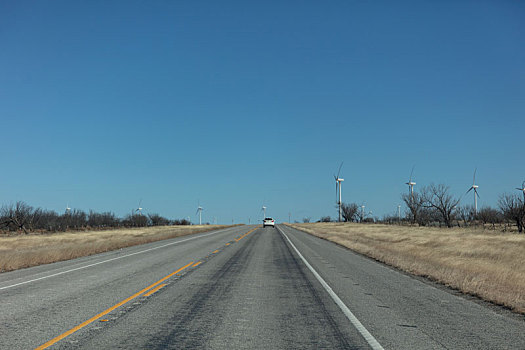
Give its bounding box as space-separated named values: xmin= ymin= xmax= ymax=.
xmin=1 ymin=224 xmax=524 ymax=349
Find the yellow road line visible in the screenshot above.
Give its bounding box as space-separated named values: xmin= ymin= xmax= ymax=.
xmin=35 ymin=261 xmax=193 ymax=350
xmin=143 ymin=283 xmax=167 ymax=297
xmin=212 ymin=249 xmax=219 ymax=253
xmin=192 ymin=261 xmax=202 ymax=267
xmin=225 ymin=243 xmax=230 ymax=246
xmin=235 ymin=227 xmax=257 ymax=242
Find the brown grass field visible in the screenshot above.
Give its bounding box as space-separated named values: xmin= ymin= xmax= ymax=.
xmin=286 ymin=222 xmax=525 ymax=314
xmin=0 ymin=225 xmax=230 ymax=273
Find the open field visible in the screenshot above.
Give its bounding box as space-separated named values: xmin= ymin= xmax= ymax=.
xmin=286 ymin=222 xmax=525 ymax=314
xmin=0 ymin=225 xmax=232 ymax=273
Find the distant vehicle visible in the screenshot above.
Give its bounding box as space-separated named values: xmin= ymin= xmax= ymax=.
xmin=263 ymin=217 xmax=275 ymax=227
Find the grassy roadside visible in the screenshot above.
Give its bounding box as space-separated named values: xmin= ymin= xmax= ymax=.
xmin=0 ymin=225 xmax=235 ymax=273
xmin=286 ymin=222 xmax=525 ymax=314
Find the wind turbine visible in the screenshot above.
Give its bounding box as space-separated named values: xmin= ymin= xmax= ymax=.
xmin=516 ymin=181 xmax=525 ymax=202
xmin=333 ymin=162 xmax=344 ymax=222
xmin=261 ymin=204 xmax=267 ymax=219
xmin=466 ymin=168 xmax=480 ymax=215
xmin=196 ymin=203 xmax=203 ymax=225
xmin=65 ymin=203 xmax=71 ymax=215
xmin=406 ymin=166 xmax=416 ymax=197
xmin=135 ymin=199 xmax=143 ymax=216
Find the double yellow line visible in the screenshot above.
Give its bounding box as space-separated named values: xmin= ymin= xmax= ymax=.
xmin=35 ymin=262 xmax=194 ymax=350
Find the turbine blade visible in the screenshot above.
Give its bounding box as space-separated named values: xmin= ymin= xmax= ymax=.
xmin=337 ymin=162 xmax=343 ymax=179
xmin=474 ymin=188 xmax=480 ymax=198
xmin=473 ymin=168 xmax=477 ymax=185
xmin=466 ymin=187 xmax=473 ymax=195
xmin=409 ymin=165 xmax=415 ymax=182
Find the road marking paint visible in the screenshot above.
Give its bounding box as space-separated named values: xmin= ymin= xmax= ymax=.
xmin=235 ymin=227 xmax=257 ymax=242
xmin=35 ymin=262 xmax=193 ymax=350
xmin=212 ymin=250 xmax=219 ymax=254
xmin=1 ymin=227 xmax=240 ymax=291
xmin=192 ymin=261 xmax=202 ymax=267
xmin=143 ymin=283 xmax=167 ymax=297
xmin=276 ymin=226 xmax=385 ymax=350
xmin=225 ymin=243 xmax=231 ymax=246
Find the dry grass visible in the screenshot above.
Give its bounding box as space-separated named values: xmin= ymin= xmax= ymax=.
xmin=0 ymin=225 xmax=231 ymax=273
xmin=286 ymin=222 xmax=525 ymax=314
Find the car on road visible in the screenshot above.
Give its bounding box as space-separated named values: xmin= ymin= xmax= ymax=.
xmin=263 ymin=217 xmax=275 ymax=227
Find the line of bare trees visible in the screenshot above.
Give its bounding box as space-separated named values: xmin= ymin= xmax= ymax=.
xmin=331 ymin=183 xmax=525 ymax=233
xmin=0 ymin=201 xmax=191 ymax=234
xmin=396 ymin=183 xmax=524 ymax=232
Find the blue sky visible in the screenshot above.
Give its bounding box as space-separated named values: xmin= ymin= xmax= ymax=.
xmin=1 ymin=1 xmax=524 ymax=224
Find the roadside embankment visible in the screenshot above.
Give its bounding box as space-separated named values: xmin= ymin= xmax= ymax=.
xmin=286 ymin=222 xmax=525 ymax=314
xmin=0 ymin=225 xmax=234 ymax=272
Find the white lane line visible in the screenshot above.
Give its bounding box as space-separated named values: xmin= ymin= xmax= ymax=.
xmin=277 ymin=225 xmax=385 ymax=350
xmin=0 ymin=227 xmax=238 ymax=291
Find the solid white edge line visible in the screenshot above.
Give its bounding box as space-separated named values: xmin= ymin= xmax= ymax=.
xmin=277 ymin=225 xmax=385 ymax=350
xmin=0 ymin=226 xmax=243 ymax=291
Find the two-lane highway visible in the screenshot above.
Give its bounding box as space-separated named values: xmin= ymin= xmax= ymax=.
xmin=1 ymin=224 xmax=524 ymax=349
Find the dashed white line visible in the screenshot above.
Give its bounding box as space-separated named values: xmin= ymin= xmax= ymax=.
xmin=277 ymin=225 xmax=385 ymax=350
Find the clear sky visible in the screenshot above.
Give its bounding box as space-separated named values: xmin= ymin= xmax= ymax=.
xmin=1 ymin=1 xmax=524 ymax=224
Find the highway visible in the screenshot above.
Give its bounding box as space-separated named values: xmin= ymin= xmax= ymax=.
xmin=1 ymin=224 xmax=524 ymax=349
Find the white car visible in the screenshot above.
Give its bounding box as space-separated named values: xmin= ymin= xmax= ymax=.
xmin=263 ymin=217 xmax=275 ymax=227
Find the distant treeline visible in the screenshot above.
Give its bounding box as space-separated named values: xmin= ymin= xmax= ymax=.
xmin=0 ymin=201 xmax=192 ymax=234
xmin=310 ymin=183 xmax=525 ymax=233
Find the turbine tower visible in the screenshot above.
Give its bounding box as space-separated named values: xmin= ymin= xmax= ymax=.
xmin=516 ymin=181 xmax=525 ymax=202
xmin=196 ymin=203 xmax=203 ymax=225
xmin=406 ymin=166 xmax=416 ymax=197
xmin=466 ymin=168 xmax=480 ymax=215
xmin=261 ymin=205 xmax=267 ymax=219
xmin=334 ymin=162 xmax=344 ymax=222
xmin=135 ymin=199 xmax=143 ymax=216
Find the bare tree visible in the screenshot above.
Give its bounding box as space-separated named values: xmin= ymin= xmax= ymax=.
xmin=421 ymin=184 xmax=461 ymax=228
xmin=498 ymin=193 xmax=525 ymax=233
xmin=172 ymin=218 xmax=191 ymax=225
xmin=341 ymin=203 xmax=359 ymax=222
xmin=302 ymin=217 xmax=311 ymax=223
xmin=457 ymin=205 xmax=475 ymax=227
xmin=88 ymin=211 xmax=119 ymax=228
xmin=402 ymin=192 xmax=425 ymax=225
xmin=319 ymin=216 xmax=331 ymax=222
xmin=122 ymin=213 xmax=149 ymax=227
xmin=477 ymin=206 xmax=503 ymax=228
xmin=148 ymin=213 xmax=170 ymax=226
xmin=0 ymin=201 xmax=34 ymax=233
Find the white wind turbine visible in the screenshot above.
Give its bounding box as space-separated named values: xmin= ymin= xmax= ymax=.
xmin=135 ymin=199 xmax=143 ymax=216
xmin=334 ymin=162 xmax=344 ymax=222
xmin=196 ymin=203 xmax=203 ymax=225
xmin=65 ymin=203 xmax=71 ymax=215
xmin=466 ymin=168 xmax=480 ymax=215
xmin=261 ymin=204 xmax=267 ymax=220
xmin=406 ymin=166 xmax=416 ymax=197
xmin=516 ymin=181 xmax=525 ymax=202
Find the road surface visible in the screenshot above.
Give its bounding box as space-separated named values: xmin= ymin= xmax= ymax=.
xmin=0 ymin=224 xmax=523 ymax=349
